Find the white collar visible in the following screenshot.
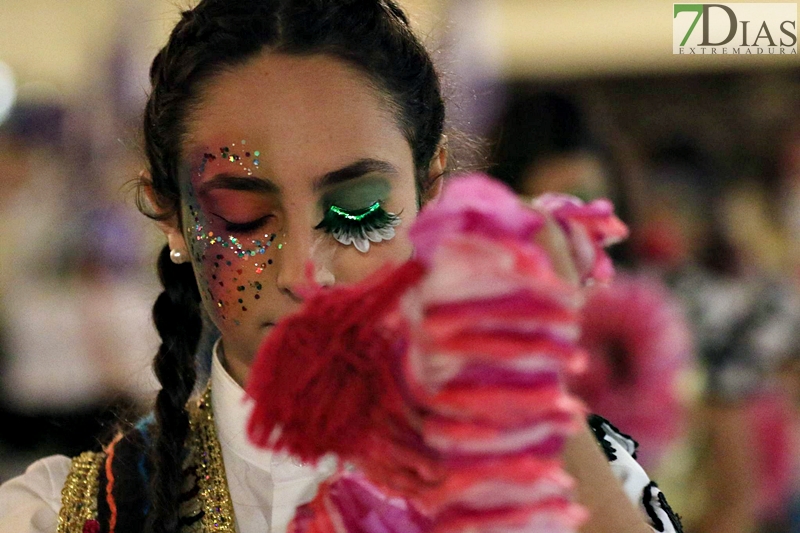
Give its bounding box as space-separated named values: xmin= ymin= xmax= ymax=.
xmin=209 ymin=338 xmax=337 ymax=482
xmin=211 ymin=338 xmax=275 ymax=470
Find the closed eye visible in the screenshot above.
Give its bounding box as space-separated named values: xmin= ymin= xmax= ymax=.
xmin=212 ymin=213 xmax=273 ymax=233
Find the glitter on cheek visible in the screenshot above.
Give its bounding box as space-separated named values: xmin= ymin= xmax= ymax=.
xmin=197 ymin=233 xmax=278 ymax=323
xmin=182 ymin=190 xmax=232 ymax=324
xmin=183 ymin=142 xmax=281 ymax=325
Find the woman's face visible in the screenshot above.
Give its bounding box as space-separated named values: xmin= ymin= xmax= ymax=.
xmin=176 ymin=53 xmax=427 ymax=375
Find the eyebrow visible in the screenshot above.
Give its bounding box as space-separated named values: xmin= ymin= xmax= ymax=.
xmin=196 ymin=174 xmax=280 ymax=196
xmin=313 ymin=158 xmax=399 ymax=192
xmin=195 ymin=158 xmax=398 ymax=196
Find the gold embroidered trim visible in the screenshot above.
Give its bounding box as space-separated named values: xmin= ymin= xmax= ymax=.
xmin=57 ymin=451 xmax=106 ymax=533
xmin=56 ymin=383 xmax=236 ymax=532
xmin=190 ymin=384 xmax=237 ymax=532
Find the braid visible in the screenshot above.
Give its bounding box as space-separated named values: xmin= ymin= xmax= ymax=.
xmin=146 ymin=245 xmax=202 ymax=533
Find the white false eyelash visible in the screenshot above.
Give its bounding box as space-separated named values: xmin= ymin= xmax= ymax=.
xmin=332 ymin=215 xmax=400 ymax=253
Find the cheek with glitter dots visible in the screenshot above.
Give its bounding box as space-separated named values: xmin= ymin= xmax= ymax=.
xmin=182 ymin=141 xmax=278 ymax=326
xmin=189 ymin=223 xmax=278 ymax=325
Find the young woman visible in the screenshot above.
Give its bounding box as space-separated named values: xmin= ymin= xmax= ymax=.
xmin=0 ymin=1 xmax=680 ymax=532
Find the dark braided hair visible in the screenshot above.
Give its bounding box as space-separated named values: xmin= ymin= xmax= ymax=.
xmin=136 ymin=1 xmax=446 ymax=531
xmin=147 ymin=245 xmax=202 ymax=533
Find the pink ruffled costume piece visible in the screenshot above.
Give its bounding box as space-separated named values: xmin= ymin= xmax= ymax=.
xmin=290 ymin=472 xmax=432 ymax=533
xmin=400 ymin=178 xmax=591 ymax=532
xmin=532 ymin=194 xmax=629 ymax=284
xmin=246 ymin=173 xmax=628 ymax=533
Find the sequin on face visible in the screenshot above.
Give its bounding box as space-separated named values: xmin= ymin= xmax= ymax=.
xmin=182 ymin=141 xmax=281 ymax=325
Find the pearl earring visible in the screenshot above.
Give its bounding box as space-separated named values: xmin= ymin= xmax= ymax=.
xmin=169 ymin=249 xmax=186 ymax=264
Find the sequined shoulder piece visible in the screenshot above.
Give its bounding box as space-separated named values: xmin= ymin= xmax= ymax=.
xmin=57 ymin=451 xmax=106 ymax=533
xmin=186 ymin=384 xmax=237 ymax=532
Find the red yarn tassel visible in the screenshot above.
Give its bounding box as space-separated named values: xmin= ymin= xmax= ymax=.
xmin=246 ymin=260 xmax=426 ymax=464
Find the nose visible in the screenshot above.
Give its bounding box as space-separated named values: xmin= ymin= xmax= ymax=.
xmin=274 ymin=225 xmax=335 ymax=301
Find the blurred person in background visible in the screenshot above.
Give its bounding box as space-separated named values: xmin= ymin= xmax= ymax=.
xmin=634 ymin=139 xmax=800 ymax=533
xmin=489 ymin=89 xmax=800 ymax=533
xmin=489 ymin=91 xmax=694 ymax=473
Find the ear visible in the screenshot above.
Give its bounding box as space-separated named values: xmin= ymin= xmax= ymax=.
xmin=421 ymin=136 xmax=448 ymax=205
xmin=141 ymin=170 xmax=190 ymax=258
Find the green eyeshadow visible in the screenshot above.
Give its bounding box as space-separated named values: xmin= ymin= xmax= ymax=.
xmin=321 ymin=177 xmax=391 ymax=211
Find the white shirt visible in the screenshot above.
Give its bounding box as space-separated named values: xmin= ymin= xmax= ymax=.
xmin=210 ymin=342 xmax=336 ymax=532
xmin=0 ymin=343 xmax=335 ymax=533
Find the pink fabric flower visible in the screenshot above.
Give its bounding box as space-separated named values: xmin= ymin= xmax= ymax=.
xmin=420 ymin=456 xmax=575 ymax=510
xmin=290 ymin=472 xmax=431 ymax=533
xmin=432 ymin=500 xmax=587 ymax=533
xmin=533 ymin=194 xmax=629 ymax=284
xmin=566 ymin=273 xmax=691 ymax=469
xmin=410 ymin=175 xmax=545 ymax=266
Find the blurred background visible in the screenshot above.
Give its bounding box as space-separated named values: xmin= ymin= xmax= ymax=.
xmin=0 ymin=1 xmax=798 ymax=531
